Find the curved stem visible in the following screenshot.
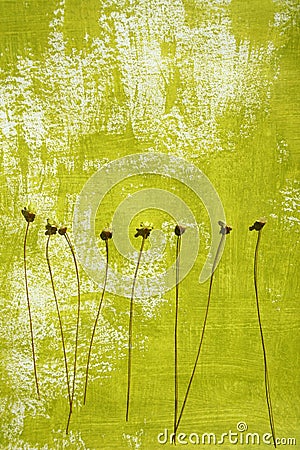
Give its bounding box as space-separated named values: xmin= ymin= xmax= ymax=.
xmin=254 ymin=230 xmax=276 ymax=448
xmin=64 ymin=232 xmax=81 ymax=435
xmin=65 ymin=403 xmax=73 ymax=436
xmin=83 ymin=240 xmax=109 ymax=405
xmin=46 ymin=235 xmax=71 ymax=404
xmin=175 ymin=234 xmax=225 ymax=434
xmin=24 ymin=221 xmax=40 ymax=399
xmin=126 ymin=236 xmax=145 ymax=422
xmin=173 ymin=235 xmax=181 ymax=441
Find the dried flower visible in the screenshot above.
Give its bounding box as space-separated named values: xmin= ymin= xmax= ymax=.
xmin=57 ymin=226 xmax=81 ymax=434
xmin=134 ymin=222 xmax=153 ymax=239
xmin=175 ymin=220 xmax=231 ymax=439
xmin=58 ymin=226 xmax=68 ymax=236
xmin=249 ymin=219 xmax=267 ymax=231
xmin=250 ymin=217 xmax=276 ymax=447
xmin=45 ymin=224 xmax=71 ymax=417
xmin=22 ymin=205 xmax=39 ymax=398
xmin=218 ymin=220 xmax=232 ymax=235
xmin=173 ymin=222 xmax=186 ymax=440
xmin=21 ymin=207 xmax=36 ymax=223
xmin=100 ymin=228 xmax=113 ymax=241
xmin=126 ymin=221 xmax=152 ymax=422
xmin=84 ymin=228 xmax=111 ymax=405
xmin=174 ymin=225 xmax=186 ymax=236
xmin=45 ymin=220 xmax=57 ymax=236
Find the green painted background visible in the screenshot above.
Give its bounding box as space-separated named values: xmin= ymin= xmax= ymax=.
xmin=0 ymin=0 xmax=299 ymax=449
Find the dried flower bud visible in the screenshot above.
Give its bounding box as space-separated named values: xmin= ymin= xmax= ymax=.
xmin=45 ymin=220 xmax=57 ymax=236
xmin=22 ymin=207 xmax=35 ymax=223
xmin=174 ymin=224 xmax=186 ymax=236
xmin=100 ymin=228 xmax=113 ymax=240
xmin=58 ymin=226 xmax=68 ymax=236
xmin=249 ymin=219 xmax=266 ymax=232
xmin=134 ymin=222 xmax=153 ymax=239
xmin=218 ymin=220 xmax=232 ymax=235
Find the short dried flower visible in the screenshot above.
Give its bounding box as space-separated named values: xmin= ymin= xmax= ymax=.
xmin=22 ymin=207 xmax=35 ymax=223
xmin=249 ymin=219 xmax=266 ymax=232
xmin=58 ymin=226 xmax=68 ymax=236
xmin=174 ymin=225 xmax=186 ymax=236
xmin=100 ymin=228 xmax=113 ymax=241
xmin=134 ymin=222 xmax=153 ymax=239
xmin=218 ymin=220 xmax=232 ymax=235
xmin=45 ymin=220 xmax=57 ymax=236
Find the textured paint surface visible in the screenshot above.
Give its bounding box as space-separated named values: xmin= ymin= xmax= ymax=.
xmin=0 ymin=0 xmax=299 ymax=449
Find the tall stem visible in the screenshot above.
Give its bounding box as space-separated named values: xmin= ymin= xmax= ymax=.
xmin=126 ymin=236 xmax=145 ymax=422
xmin=64 ymin=232 xmax=81 ymax=435
xmin=254 ymin=230 xmax=276 ymax=448
xmin=83 ymin=240 xmax=109 ymax=405
xmin=173 ymin=235 xmax=181 ymax=440
xmin=46 ymin=235 xmax=71 ymax=404
xmin=175 ymin=234 xmax=225 ymax=434
xmin=24 ymin=221 xmax=40 ymax=399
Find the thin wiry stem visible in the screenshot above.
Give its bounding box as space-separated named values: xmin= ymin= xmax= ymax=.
xmin=64 ymin=232 xmax=81 ymax=435
xmin=46 ymin=235 xmax=71 ymax=405
xmin=175 ymin=233 xmax=225 ymax=434
xmin=23 ymin=221 xmax=40 ymax=399
xmin=254 ymin=230 xmax=276 ymax=448
xmin=126 ymin=236 xmax=146 ymax=422
xmin=83 ymin=239 xmax=109 ymax=405
xmin=173 ymin=234 xmax=181 ymax=441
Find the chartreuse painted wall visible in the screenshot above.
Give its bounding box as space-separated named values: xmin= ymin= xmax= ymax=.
xmin=0 ymin=0 xmax=299 ymax=449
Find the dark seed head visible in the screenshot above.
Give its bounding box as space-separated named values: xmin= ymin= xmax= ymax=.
xmin=22 ymin=207 xmax=35 ymax=223
xmin=134 ymin=222 xmax=153 ymax=239
xmin=45 ymin=219 xmax=57 ymax=236
xmin=218 ymin=220 xmax=232 ymax=235
xmin=100 ymin=228 xmax=113 ymax=240
xmin=58 ymin=226 xmax=68 ymax=236
xmin=249 ymin=219 xmax=266 ymax=232
xmin=174 ymin=224 xmax=186 ymax=236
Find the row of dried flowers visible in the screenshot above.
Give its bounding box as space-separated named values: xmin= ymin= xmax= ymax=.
xmin=21 ymin=207 xmax=276 ymax=447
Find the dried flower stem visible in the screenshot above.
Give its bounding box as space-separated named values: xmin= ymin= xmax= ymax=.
xmin=173 ymin=233 xmax=182 ymax=439
xmin=45 ymin=235 xmax=71 ymax=405
xmin=63 ymin=232 xmax=81 ymax=435
xmin=126 ymin=236 xmax=146 ymax=422
xmin=254 ymin=229 xmax=276 ymax=448
xmin=83 ymin=239 xmax=109 ymax=405
xmin=23 ymin=221 xmax=40 ymax=399
xmin=175 ymin=230 xmax=226 ymax=435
